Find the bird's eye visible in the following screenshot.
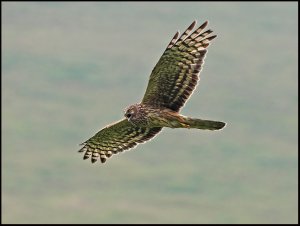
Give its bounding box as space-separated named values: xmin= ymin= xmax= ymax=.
xmin=125 ymin=113 xmax=132 ymax=118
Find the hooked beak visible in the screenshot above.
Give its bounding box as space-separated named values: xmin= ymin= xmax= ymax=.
xmin=125 ymin=113 xmax=132 ymax=119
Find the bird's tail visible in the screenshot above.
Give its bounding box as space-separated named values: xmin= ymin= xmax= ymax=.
xmin=182 ymin=117 xmax=226 ymax=130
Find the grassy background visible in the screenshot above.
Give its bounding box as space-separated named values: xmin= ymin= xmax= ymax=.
xmin=2 ymin=2 xmax=298 ymax=224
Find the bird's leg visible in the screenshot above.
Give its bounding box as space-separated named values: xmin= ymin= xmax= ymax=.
xmin=164 ymin=111 xmax=191 ymax=129
xmin=179 ymin=122 xmax=191 ymax=129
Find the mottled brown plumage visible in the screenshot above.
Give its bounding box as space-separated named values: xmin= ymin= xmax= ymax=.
xmin=79 ymin=20 xmax=226 ymax=164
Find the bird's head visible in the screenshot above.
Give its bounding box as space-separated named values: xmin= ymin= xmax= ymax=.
xmin=124 ymin=105 xmax=138 ymax=121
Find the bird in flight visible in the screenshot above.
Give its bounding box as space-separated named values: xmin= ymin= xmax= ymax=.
xmin=79 ymin=20 xmax=226 ymax=164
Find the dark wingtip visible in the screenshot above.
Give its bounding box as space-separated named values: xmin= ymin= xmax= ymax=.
xmin=188 ymin=20 xmax=197 ymax=30
xmin=78 ymin=148 xmax=85 ymax=153
xmin=100 ymin=157 xmax=107 ymax=163
xmin=207 ymin=35 xmax=217 ymax=41
xmin=83 ymin=155 xmax=89 ymax=160
xmin=199 ymin=20 xmax=209 ymax=29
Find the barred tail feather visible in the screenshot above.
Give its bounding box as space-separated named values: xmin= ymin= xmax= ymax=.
xmin=185 ymin=117 xmax=226 ymax=130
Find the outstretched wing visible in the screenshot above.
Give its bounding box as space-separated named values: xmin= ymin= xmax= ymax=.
xmin=142 ymin=20 xmax=217 ymax=112
xmin=79 ymin=119 xmax=162 ymax=163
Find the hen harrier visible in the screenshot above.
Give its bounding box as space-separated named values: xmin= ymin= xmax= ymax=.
xmin=79 ymin=20 xmax=226 ymax=164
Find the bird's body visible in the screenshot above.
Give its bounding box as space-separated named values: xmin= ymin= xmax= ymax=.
xmin=124 ymin=103 xmax=179 ymax=128
xmin=79 ymin=20 xmax=226 ymax=164
xmin=124 ymin=103 xmax=225 ymax=130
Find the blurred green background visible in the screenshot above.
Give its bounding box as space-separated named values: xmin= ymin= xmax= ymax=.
xmin=2 ymin=2 xmax=298 ymax=224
